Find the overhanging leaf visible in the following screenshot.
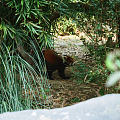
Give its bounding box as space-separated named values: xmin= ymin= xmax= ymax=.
xmin=106 ymin=71 xmax=120 ymax=87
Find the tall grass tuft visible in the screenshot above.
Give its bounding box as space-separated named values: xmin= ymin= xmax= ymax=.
xmin=0 ymin=43 xmax=51 ymax=113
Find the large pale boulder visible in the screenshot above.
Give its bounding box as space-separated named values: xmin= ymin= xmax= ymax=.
xmin=0 ymin=94 xmax=120 ymax=120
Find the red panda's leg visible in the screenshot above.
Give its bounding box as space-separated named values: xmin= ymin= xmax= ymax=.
xmin=47 ymin=70 xmax=54 ymax=80
xmin=46 ymin=63 xmax=54 ymax=80
xmin=58 ymin=65 xmax=70 ymax=79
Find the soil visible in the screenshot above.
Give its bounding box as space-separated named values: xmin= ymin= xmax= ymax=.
xmin=49 ymin=77 xmax=102 ymax=108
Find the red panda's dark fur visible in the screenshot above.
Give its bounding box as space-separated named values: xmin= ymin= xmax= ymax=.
xmin=43 ymin=49 xmax=74 ymax=80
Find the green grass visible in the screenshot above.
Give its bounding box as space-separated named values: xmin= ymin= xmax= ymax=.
xmin=72 ymin=43 xmax=120 ymax=96
xmin=0 ymin=44 xmax=51 ymax=113
xmin=72 ymin=60 xmax=109 ymax=83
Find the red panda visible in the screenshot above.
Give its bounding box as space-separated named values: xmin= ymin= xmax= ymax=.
xmin=43 ymin=49 xmax=74 ymax=80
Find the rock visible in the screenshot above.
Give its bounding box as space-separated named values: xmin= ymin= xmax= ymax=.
xmin=0 ymin=94 xmax=120 ymax=120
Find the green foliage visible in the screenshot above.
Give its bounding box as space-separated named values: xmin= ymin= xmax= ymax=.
xmin=71 ymin=57 xmax=119 ymax=96
xmin=57 ymin=17 xmax=77 ymax=35
xmin=0 ymin=43 xmax=50 ymax=113
xmin=73 ymin=60 xmax=109 ymax=84
xmin=0 ymin=0 xmax=64 ymax=113
xmin=70 ymin=97 xmax=80 ymax=103
xmin=70 ymin=0 xmax=120 ymax=48
xmin=69 ymin=0 xmax=120 ymax=90
xmin=0 ymin=0 xmax=68 ymax=48
xmin=106 ymin=50 xmax=120 ymax=87
xmin=106 ymin=50 xmax=120 ymax=71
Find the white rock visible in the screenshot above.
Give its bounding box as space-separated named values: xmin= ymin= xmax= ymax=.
xmin=0 ymin=94 xmax=120 ymax=120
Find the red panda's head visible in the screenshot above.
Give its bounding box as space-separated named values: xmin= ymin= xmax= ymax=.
xmin=63 ymin=55 xmax=74 ymax=66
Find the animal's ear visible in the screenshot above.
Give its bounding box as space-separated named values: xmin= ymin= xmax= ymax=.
xmin=63 ymin=55 xmax=69 ymax=61
xmin=63 ymin=55 xmax=74 ymax=66
xmin=62 ymin=55 xmax=67 ymax=64
xmin=63 ymin=55 xmax=73 ymax=60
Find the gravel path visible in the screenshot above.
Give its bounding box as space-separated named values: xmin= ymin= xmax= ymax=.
xmin=54 ymin=35 xmax=89 ymax=59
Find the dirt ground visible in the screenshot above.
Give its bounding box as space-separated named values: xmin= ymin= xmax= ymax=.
xmin=49 ymin=73 xmax=102 ymax=108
